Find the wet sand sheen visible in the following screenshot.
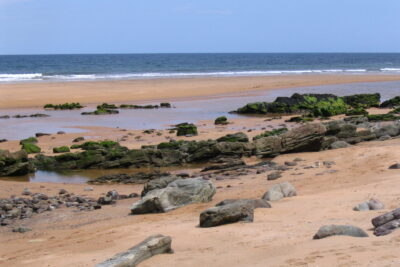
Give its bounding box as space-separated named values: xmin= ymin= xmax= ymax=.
xmin=1 ymin=74 xmax=400 ymax=108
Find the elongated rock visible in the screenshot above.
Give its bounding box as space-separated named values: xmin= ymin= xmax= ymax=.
xmin=313 ymin=225 xmax=368 ymax=239
xmin=95 ymin=234 xmax=173 ymax=267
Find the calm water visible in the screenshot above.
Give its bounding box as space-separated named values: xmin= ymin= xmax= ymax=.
xmin=1 ymin=53 xmax=400 ymax=82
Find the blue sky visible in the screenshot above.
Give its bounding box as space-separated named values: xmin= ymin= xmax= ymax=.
xmin=0 ymin=0 xmax=399 ymax=54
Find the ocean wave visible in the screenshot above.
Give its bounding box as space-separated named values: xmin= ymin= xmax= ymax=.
xmin=0 ymin=73 xmax=43 ymax=82
xmin=0 ymin=68 xmax=398 ymax=82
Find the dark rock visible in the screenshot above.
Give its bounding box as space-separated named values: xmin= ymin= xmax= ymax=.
xmin=389 ymin=163 xmax=400 ymax=169
xmin=313 ymin=225 xmax=368 ymax=239
xmin=267 ymin=172 xmax=282 ymax=181
xmin=12 ymin=227 xmax=32 ymax=233
xmin=217 ymin=132 xmax=249 ymax=143
xmin=73 ymin=137 xmax=85 ymax=143
xmin=199 ymin=202 xmax=254 ymax=227
xmin=35 ymin=133 xmax=50 ymax=137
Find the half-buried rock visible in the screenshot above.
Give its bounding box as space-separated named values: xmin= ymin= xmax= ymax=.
xmin=130 ymin=178 xmax=216 ymax=214
xmin=95 ymin=234 xmax=173 ymax=267
xmin=262 ymin=182 xmax=297 ymax=201
xmin=353 ymin=198 xmax=385 ymax=211
xmin=313 ymin=225 xmax=368 ymax=239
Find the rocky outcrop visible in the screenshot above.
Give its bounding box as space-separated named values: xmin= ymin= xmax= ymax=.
xmin=262 ymin=182 xmax=297 ymax=202
xmin=95 ymin=234 xmax=173 ymax=267
xmin=313 ymin=225 xmax=368 ymax=239
xmin=89 ymin=171 xmax=171 ymax=185
xmin=0 ymin=150 xmax=35 ymax=176
xmin=131 ymin=178 xmax=216 ymax=214
xmin=372 ymin=208 xmax=400 ymax=236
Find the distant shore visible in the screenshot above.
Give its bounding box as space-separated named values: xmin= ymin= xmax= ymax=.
xmin=1 ymin=74 xmax=400 ymax=109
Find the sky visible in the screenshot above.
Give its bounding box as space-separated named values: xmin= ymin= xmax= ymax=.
xmin=0 ymin=0 xmax=399 ymax=55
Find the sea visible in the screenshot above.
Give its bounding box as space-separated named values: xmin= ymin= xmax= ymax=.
xmin=1 ymin=53 xmax=400 ymax=83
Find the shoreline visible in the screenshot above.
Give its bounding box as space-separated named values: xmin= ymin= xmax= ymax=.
xmin=1 ymin=74 xmax=400 ymax=109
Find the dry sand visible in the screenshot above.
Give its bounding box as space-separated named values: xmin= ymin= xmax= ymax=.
xmin=1 ymin=139 xmax=400 ymax=266
xmin=1 ymin=74 xmax=400 ymax=108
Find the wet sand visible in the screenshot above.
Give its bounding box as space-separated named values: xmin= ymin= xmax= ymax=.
xmin=1 ymin=74 xmax=400 ymax=108
xmin=1 ymin=139 xmax=400 ymax=266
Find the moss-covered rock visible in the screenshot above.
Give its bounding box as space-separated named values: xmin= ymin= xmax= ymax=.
xmin=97 ymin=103 xmax=118 ymax=109
xmin=19 ymin=137 xmax=38 ymax=145
xmin=345 ymin=108 xmax=369 ymax=116
xmin=53 ymin=146 xmax=70 ymax=153
xmin=22 ymin=143 xmax=41 ymax=154
xmin=44 ymin=102 xmax=83 ymax=110
xmin=214 ymin=116 xmax=228 ymax=125
xmin=160 ymin=102 xmax=172 ymax=108
xmin=343 ymin=93 xmax=381 ymax=108
xmin=380 ymin=96 xmax=400 ymax=108
xmin=253 ymin=128 xmax=288 ymax=140
xmin=176 ymin=123 xmax=198 ymax=136
xmin=217 ymin=132 xmax=249 ymax=143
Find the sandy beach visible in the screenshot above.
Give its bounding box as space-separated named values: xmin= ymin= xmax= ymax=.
xmin=1 ymin=74 xmax=400 ymax=108
xmin=1 ymin=75 xmax=400 ymax=266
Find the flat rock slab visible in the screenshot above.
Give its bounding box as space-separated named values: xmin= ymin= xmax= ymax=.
xmin=95 ymin=234 xmax=172 ymax=267
xmin=313 ymin=225 xmax=368 ymax=239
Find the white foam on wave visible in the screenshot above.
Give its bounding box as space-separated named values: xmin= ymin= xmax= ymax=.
xmin=0 ymin=68 xmax=387 ymax=83
xmin=0 ymin=73 xmax=43 ymax=82
xmin=381 ymin=68 xmax=400 ymax=72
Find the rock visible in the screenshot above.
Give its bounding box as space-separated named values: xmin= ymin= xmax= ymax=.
xmin=368 ymin=198 xmax=385 ymax=210
xmin=141 ymin=175 xmax=181 ymax=196
xmin=59 ymin=189 xmax=68 ymax=195
xmin=199 ymin=202 xmax=254 ymax=227
xmin=0 ymin=150 xmax=35 ymax=176
xmin=280 ymin=123 xmax=327 ymax=153
xmin=380 ymin=96 xmax=400 ymax=108
xmin=313 ymin=225 xmax=368 ymax=239
xmin=57 ymin=131 xmax=66 ymax=135
xmin=379 ymin=135 xmax=391 ymax=141
xmin=98 ymin=196 xmax=115 ymax=205
xmin=217 ymin=132 xmax=249 ymax=143
xmin=22 ymin=188 xmax=31 ymax=196
xmin=106 ymin=190 xmax=119 ymax=200
xmin=389 ymin=163 xmax=400 ymax=169
xmin=95 ymin=234 xmax=173 ymax=267
xmin=262 ymin=182 xmax=297 ymax=201
xmin=35 ymin=133 xmax=50 ymax=137
xmin=53 ymin=146 xmax=70 ymax=153
xmin=12 ymin=227 xmax=32 ymax=233
xmin=353 ymin=202 xmax=370 ymax=211
xmin=371 ymin=208 xmax=400 ymax=236
xmin=215 ymin=199 xmax=271 ymax=209
xmin=131 ymin=178 xmax=216 ymax=214
xmin=0 ymin=139 xmax=8 ymax=143
xmin=372 ymin=124 xmax=400 ymax=138
xmin=267 ymin=172 xmax=282 ymax=181
xmin=73 ymin=137 xmax=85 ymax=143
xmin=84 ymin=187 xmax=93 ymax=191
xmin=214 ymin=116 xmax=228 ymax=125
xmin=284 ymin=161 xmax=297 ymax=166
xmin=176 ymin=123 xmax=198 ymax=136
xmin=330 ymin=141 xmax=351 ymax=149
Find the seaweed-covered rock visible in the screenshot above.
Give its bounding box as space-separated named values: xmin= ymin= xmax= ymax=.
xmin=176 ymin=123 xmax=198 ymax=136
xmin=130 ymin=178 xmax=216 ymax=214
xmin=81 ymin=108 xmax=119 ymax=115
xmin=217 ymin=132 xmax=249 ymax=143
xmin=367 ymin=114 xmax=400 ymax=122
xmin=214 ymin=116 xmax=228 ymax=125
xmin=44 ymin=102 xmax=83 ymax=110
xmin=380 ymin=96 xmax=400 ymax=108
xmin=252 ymin=128 xmax=288 ymax=140
xmin=22 ymin=143 xmax=41 ymax=154
xmin=53 ymin=146 xmax=70 ymax=153
xmin=343 ymin=93 xmax=381 ymax=108
xmin=0 ymin=150 xmax=35 ymax=176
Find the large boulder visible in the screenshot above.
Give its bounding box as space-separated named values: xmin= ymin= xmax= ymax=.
xmin=262 ymin=182 xmax=297 ymax=202
xmin=95 ymin=234 xmax=173 ymax=267
xmin=372 ymin=208 xmax=400 ymax=236
xmin=313 ymin=225 xmax=368 ymax=239
xmin=131 ymin=178 xmax=216 ymax=214
xmin=280 ymin=123 xmax=327 ymax=153
xmin=141 ymin=175 xmax=181 ymax=196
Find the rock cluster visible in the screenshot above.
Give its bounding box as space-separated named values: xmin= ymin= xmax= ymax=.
xmin=0 ymin=150 xmax=35 ymax=176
